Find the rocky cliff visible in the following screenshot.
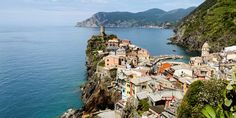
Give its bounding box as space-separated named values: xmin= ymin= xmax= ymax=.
xmin=61 ymin=34 xmax=121 ymax=118
xmin=82 ymin=34 xmax=121 ymax=113
xmin=77 ymin=7 xmax=196 ymax=28
xmin=171 ymin=0 xmax=236 ymax=52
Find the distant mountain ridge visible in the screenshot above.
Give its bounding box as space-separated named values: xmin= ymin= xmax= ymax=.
xmin=77 ymin=7 xmax=196 ymax=28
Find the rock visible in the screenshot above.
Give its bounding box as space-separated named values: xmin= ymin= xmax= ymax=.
xmin=60 ymin=109 xmax=77 ymax=118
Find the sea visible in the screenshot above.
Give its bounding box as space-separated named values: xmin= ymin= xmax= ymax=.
xmin=0 ymin=26 xmax=195 ymax=118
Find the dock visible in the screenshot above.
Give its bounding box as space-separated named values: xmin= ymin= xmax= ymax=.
xmin=152 ymin=55 xmax=184 ymax=64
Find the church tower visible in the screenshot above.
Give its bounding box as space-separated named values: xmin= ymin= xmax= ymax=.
xmin=201 ymin=42 xmax=210 ymax=57
xmin=100 ymin=26 xmax=105 ymax=37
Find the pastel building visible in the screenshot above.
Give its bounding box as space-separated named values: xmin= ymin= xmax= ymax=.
xmin=130 ymin=76 xmax=152 ymax=98
xmin=120 ymin=40 xmax=131 ymax=48
xmin=137 ymin=48 xmax=150 ymax=61
xmin=116 ymin=48 xmax=126 ymax=56
xmin=192 ymin=66 xmax=215 ymax=80
xmin=107 ymin=38 xmax=120 ymax=47
xmin=116 ymin=68 xmax=143 ymax=101
xmin=172 ymin=65 xmax=193 ymax=78
xmin=190 ymin=57 xmax=203 ymax=66
xmin=104 ymin=55 xmax=120 ymax=68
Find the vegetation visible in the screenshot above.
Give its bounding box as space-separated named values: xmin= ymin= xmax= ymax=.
xmin=174 ymin=0 xmax=236 ymax=52
xmin=137 ymin=99 xmax=150 ymax=115
xmin=77 ymin=7 xmax=196 ymax=27
xmin=177 ymin=79 xmax=227 ymax=118
xmin=86 ymin=34 xmax=116 ymax=75
xmin=109 ymin=68 xmax=117 ymax=79
xmin=201 ymin=71 xmax=236 ymax=118
xmin=98 ymin=60 xmax=105 ymax=67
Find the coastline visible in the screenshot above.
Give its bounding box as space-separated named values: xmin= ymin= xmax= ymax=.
xmin=61 ymin=27 xmax=184 ymax=118
xmin=75 ymin=26 xmax=175 ymax=29
xmin=61 ymin=25 xmax=236 ymax=118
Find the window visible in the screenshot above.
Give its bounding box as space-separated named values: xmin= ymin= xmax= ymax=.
xmin=107 ymin=59 xmax=109 ymax=61
xmin=142 ymin=85 xmax=146 ymax=90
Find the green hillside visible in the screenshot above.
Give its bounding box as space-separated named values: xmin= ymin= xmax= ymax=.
xmin=172 ymin=0 xmax=236 ymax=52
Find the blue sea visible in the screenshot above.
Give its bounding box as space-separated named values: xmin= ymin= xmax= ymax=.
xmin=0 ymin=26 xmax=192 ymax=118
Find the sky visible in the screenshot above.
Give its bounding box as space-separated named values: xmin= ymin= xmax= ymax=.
xmin=0 ymin=0 xmax=205 ymax=26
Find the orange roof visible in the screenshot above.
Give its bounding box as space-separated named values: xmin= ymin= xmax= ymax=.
xmin=159 ymin=63 xmax=171 ymax=74
xmin=112 ymin=38 xmax=118 ymax=40
xmin=122 ymin=40 xmax=131 ymax=44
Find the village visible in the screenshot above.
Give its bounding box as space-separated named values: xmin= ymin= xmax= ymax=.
xmin=87 ymin=26 xmax=236 ymax=118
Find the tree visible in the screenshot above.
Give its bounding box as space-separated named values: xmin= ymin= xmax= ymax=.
xmin=177 ymin=80 xmax=227 ymax=118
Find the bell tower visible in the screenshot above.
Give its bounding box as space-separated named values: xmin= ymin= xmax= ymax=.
xmin=202 ymin=42 xmax=210 ymax=57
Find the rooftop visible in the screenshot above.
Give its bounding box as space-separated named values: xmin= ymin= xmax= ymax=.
xmin=103 ymin=55 xmax=120 ymax=59
xmin=171 ymin=64 xmax=191 ymax=70
xmin=130 ymin=76 xmax=152 ymax=85
xmin=224 ymin=46 xmax=236 ymax=52
xmin=149 ymin=90 xmax=183 ymax=102
xmin=137 ymin=91 xmax=149 ymax=100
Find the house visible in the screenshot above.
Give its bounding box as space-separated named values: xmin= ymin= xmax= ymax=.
xmin=106 ymin=38 xmax=120 ymax=52
xmin=119 ymin=40 xmax=131 ymax=49
xmin=190 ymin=57 xmax=203 ymax=66
xmin=226 ymin=52 xmax=236 ymax=61
xmin=148 ymin=90 xmax=183 ymax=108
xmin=116 ymin=48 xmax=126 ymax=56
xmin=137 ymin=48 xmax=150 ymax=61
xmin=126 ymin=56 xmax=138 ymax=68
xmin=175 ymin=76 xmax=196 ymax=93
xmin=172 ymin=65 xmax=193 ymax=78
xmin=107 ymin=38 xmax=120 ymax=47
xmin=116 ymin=68 xmax=143 ymax=101
xmin=126 ymin=50 xmax=138 ymax=57
xmin=224 ymin=46 xmax=236 ymax=52
xmin=134 ymin=66 xmax=151 ymax=76
xmin=158 ymin=63 xmax=172 ymax=75
xmin=130 ymin=76 xmax=152 ymax=98
xmin=104 ymin=55 xmax=120 ymax=68
xmin=192 ymin=66 xmax=215 ymax=80
xmin=149 ymin=75 xmax=175 ymax=91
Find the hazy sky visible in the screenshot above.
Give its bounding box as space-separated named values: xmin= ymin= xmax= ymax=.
xmin=0 ymin=0 xmax=205 ymax=26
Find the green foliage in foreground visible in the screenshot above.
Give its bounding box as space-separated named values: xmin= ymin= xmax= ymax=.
xmin=201 ymin=73 xmax=236 ymax=118
xmin=177 ymin=79 xmax=227 ymax=118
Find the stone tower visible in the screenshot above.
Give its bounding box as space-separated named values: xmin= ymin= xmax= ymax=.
xmin=100 ymin=25 xmax=105 ymax=37
xmin=202 ymin=42 xmax=210 ymax=57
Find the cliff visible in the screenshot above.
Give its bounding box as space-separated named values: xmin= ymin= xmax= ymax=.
xmin=61 ymin=34 xmax=121 ymax=118
xmin=171 ymin=0 xmax=236 ymax=52
xmin=77 ymin=7 xmax=196 ymax=28
xmin=82 ymin=34 xmax=121 ymax=114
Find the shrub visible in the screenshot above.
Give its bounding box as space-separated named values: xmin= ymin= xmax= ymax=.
xmin=177 ymin=80 xmax=227 ymax=118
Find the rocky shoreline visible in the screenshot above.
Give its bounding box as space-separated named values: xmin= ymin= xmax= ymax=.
xmin=61 ymin=30 xmax=122 ymax=118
